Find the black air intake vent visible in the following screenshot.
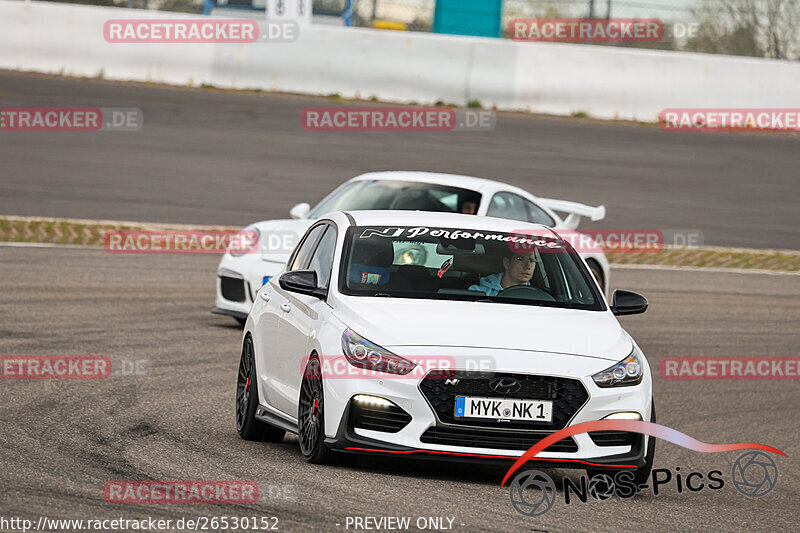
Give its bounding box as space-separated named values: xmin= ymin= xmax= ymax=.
xmin=349 ymin=397 xmax=411 ymax=433
xmin=421 ymin=426 xmax=578 ymax=452
xmin=220 ymin=276 xmax=246 ymax=302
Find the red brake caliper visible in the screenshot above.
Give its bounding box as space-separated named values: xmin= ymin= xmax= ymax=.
xmin=311 ymin=398 xmax=319 ymax=416
xmin=245 ymin=377 xmax=250 ymax=392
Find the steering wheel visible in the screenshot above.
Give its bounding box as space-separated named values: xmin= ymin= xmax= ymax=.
xmin=497 ymin=284 xmax=556 ymax=302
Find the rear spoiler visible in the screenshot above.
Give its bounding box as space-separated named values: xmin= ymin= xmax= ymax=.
xmin=537 ymin=198 xmax=606 ymax=230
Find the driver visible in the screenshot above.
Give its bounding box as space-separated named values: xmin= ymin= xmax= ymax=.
xmin=468 ymin=252 xmax=536 ymax=296
xmin=458 ymin=194 xmax=480 ymax=215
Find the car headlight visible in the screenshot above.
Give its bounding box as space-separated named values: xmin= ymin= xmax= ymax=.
xmin=592 ymin=347 xmax=644 ymax=387
xmin=341 ymin=329 xmax=416 ymax=375
xmin=229 ymin=227 xmax=260 ymax=257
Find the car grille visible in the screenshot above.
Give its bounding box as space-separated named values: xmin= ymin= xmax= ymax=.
xmin=420 ymin=426 xmax=578 ymax=452
xmin=220 ymin=276 xmax=246 ymax=302
xmin=588 ymin=431 xmax=638 ymax=447
xmin=418 ymin=370 xmax=588 ymax=431
xmin=349 ymin=399 xmax=412 ymax=433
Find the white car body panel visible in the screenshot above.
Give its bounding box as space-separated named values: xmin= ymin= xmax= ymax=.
xmin=331 ymin=297 xmax=630 ymax=361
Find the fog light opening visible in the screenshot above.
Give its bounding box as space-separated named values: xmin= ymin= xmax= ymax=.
xmin=352 ymin=394 xmax=394 ymax=408
xmin=602 ymin=412 xmax=643 ymax=421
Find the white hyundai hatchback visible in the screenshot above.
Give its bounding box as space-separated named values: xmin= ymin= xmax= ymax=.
xmin=236 ymin=211 xmax=654 ymax=483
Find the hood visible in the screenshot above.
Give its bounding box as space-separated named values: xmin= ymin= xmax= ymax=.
xmin=332 ymin=297 xmax=630 ymax=361
xmin=248 ymin=219 xmax=314 ymax=263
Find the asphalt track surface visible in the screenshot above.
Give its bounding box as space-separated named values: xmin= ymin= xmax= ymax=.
xmin=1 ymin=245 xmax=798 ymax=532
xmin=1 ymin=71 xmax=799 ymax=250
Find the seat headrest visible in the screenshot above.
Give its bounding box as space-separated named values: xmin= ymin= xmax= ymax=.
xmin=348 ymin=238 xmax=395 ymax=288
xmin=452 ymin=253 xmax=504 ymax=275
xmin=351 ymin=238 xmax=394 ymax=267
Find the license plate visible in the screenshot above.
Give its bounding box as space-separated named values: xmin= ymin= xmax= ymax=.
xmin=454 ymin=396 xmax=553 ymax=422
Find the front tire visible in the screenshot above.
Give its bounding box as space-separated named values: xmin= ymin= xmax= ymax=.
xmin=236 ymin=335 xmax=286 ymax=442
xmin=297 ymin=356 xmax=336 ymax=463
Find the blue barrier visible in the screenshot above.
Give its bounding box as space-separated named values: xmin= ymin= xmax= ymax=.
xmin=433 ymin=0 xmax=503 ymax=38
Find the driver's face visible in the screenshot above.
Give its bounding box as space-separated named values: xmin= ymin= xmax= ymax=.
xmin=503 ymin=253 xmax=536 ymax=285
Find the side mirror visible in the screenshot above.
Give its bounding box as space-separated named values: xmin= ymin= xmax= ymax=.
xmin=610 ymin=289 xmax=648 ymax=316
xmin=279 ymin=270 xmax=327 ymax=299
xmin=289 ymin=203 xmax=311 ymax=220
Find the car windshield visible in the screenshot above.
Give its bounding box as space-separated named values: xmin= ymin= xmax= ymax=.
xmin=309 ymin=180 xmax=480 ymax=218
xmin=339 ymin=226 xmax=604 ymax=311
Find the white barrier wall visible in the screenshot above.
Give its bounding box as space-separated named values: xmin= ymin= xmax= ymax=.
xmin=2 ymin=1 xmax=799 ymax=121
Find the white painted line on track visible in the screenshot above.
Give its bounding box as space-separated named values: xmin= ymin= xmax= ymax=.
xmin=3 ymin=242 xmax=798 ymax=276
xmin=612 ymin=263 xmax=800 ymax=276
xmin=0 ymin=241 xmax=102 ymax=251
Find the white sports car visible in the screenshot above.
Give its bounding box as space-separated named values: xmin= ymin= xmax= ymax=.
xmin=213 ymin=171 xmax=609 ymax=325
xmin=235 ymin=211 xmax=655 ymax=483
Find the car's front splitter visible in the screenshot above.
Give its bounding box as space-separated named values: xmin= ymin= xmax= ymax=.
xmin=324 ymin=401 xmax=646 ymax=470
xmin=211 ymin=306 xmax=248 ymax=321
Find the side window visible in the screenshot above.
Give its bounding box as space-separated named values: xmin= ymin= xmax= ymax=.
xmin=487 ymin=192 xmax=556 ymax=226
xmin=434 ymin=192 xmax=459 ymax=211
xmin=487 ymin=192 xmax=528 ymax=222
xmin=307 ymin=226 xmax=337 ymax=288
xmin=289 ymin=225 xmax=326 ymax=271
xmin=525 ymin=200 xmax=556 ymax=226
xmin=308 ymin=181 xmax=361 ymax=219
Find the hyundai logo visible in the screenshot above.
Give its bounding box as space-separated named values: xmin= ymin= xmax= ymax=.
xmin=489 ymin=377 xmax=522 ymax=394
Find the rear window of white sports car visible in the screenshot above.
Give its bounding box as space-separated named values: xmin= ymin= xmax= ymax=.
xmin=309 ymin=180 xmax=481 ymax=218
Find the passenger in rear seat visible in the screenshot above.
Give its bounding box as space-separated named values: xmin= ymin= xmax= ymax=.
xmin=467 ymin=251 xmax=536 ymax=296
xmin=458 ymin=193 xmax=480 ymax=215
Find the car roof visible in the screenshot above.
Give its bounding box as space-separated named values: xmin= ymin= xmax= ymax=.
xmin=330 ymin=210 xmax=558 ymax=236
xmin=348 ymin=171 xmax=508 ymax=193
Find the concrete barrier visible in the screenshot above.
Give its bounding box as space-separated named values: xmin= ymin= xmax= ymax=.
xmin=1 ymin=1 xmax=798 ymax=121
